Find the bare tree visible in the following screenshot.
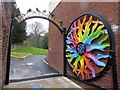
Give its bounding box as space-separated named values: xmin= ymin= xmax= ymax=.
xmin=28 ymin=22 xmax=45 ymax=36
xmin=27 ymin=22 xmax=46 ymax=47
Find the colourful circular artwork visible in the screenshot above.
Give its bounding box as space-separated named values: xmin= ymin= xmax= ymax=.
xmin=66 ymin=14 xmax=110 ymax=80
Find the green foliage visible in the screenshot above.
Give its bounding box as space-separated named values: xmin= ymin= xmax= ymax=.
xmin=25 ymin=35 xmax=42 ymax=48
xmin=12 ymin=23 xmax=27 ymax=43
xmin=40 ymin=33 xmax=48 ymax=49
xmin=25 ymin=33 xmax=48 ymax=49
xmin=25 ymin=22 xmax=46 ymax=48
xmin=11 ymin=2 xmax=27 ymax=44
xmin=11 ymin=2 xmax=20 ymax=19
xmin=11 ymin=47 xmax=48 ymax=55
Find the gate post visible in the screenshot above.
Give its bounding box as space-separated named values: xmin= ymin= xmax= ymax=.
xmin=5 ymin=21 xmax=13 ymax=85
xmin=63 ymin=28 xmax=67 ymax=76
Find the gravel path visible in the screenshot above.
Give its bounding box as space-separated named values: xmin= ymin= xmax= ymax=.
xmin=9 ymin=55 xmax=58 ymax=80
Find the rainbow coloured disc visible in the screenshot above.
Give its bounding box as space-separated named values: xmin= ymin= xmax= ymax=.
xmin=66 ymin=14 xmax=110 ymax=80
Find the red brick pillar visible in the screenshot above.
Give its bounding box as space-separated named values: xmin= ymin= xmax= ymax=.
xmin=0 ymin=2 xmax=3 ymax=89
xmin=0 ymin=2 xmax=12 ymax=89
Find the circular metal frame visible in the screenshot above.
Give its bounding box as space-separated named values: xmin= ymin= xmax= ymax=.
xmin=66 ymin=12 xmax=114 ymax=81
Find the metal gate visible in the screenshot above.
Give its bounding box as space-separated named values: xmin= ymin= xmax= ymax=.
xmin=6 ymin=10 xmax=118 ymax=90
xmin=64 ymin=12 xmax=118 ymax=90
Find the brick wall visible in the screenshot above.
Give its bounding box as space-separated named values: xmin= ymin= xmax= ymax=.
xmin=48 ymin=23 xmax=64 ymax=74
xmin=0 ymin=2 xmax=12 ymax=89
xmin=0 ymin=2 xmax=2 ymax=89
xmin=49 ymin=1 xmax=119 ymax=89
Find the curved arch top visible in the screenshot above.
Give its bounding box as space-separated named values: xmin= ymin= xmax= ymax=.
xmin=12 ymin=16 xmax=65 ymax=33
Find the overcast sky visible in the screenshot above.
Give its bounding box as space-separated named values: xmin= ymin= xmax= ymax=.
xmin=16 ymin=0 xmax=51 ymax=14
xmin=15 ymin=0 xmax=51 ymax=34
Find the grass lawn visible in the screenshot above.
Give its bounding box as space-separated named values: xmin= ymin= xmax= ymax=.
xmin=11 ymin=52 xmax=31 ymax=58
xmin=11 ymin=47 xmax=48 ymax=55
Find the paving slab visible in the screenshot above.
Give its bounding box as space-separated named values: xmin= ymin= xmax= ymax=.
xmin=3 ymin=76 xmax=84 ymax=89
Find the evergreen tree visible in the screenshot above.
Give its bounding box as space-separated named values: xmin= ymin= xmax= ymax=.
xmin=11 ymin=2 xmax=27 ymax=44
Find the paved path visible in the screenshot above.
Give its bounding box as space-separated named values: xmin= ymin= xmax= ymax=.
xmin=4 ymin=76 xmax=83 ymax=89
xmin=10 ymin=55 xmax=58 ymax=80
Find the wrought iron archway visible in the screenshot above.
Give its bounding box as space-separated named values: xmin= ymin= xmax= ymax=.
xmin=5 ymin=10 xmax=65 ymax=85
